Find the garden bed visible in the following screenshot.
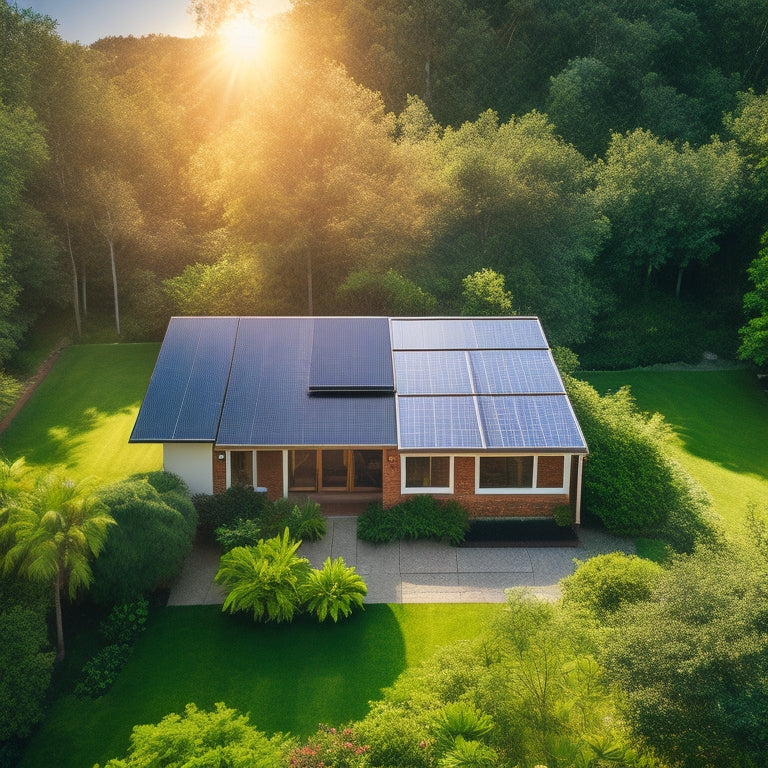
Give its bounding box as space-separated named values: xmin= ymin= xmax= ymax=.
xmin=462 ymin=518 xmax=579 ymax=547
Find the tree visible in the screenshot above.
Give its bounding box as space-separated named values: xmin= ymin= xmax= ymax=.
xmin=337 ymin=269 xmax=437 ymax=315
xmin=90 ymin=473 xmax=197 ymax=605
xmin=0 ymin=472 xmax=114 ymax=661
xmin=461 ymin=268 xmax=514 ymax=315
xmin=97 ymin=702 xmax=290 ymax=768
xmin=738 ymin=233 xmax=768 ymax=367
xmin=193 ymin=59 xmax=429 ymax=315
xmin=604 ymin=545 xmax=768 ymax=767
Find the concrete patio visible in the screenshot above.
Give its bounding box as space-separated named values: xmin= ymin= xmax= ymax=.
xmin=167 ymin=517 xmax=635 ymax=606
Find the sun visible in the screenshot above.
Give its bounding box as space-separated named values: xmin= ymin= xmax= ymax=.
xmin=218 ymin=12 xmax=267 ymax=63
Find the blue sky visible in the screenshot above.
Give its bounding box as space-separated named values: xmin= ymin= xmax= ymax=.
xmin=17 ymin=0 xmax=288 ymax=45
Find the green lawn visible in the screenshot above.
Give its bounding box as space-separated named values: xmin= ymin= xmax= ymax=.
xmin=580 ymin=369 xmax=768 ymax=534
xmin=21 ymin=603 xmax=500 ymax=768
xmin=0 ymin=343 xmax=162 ymax=483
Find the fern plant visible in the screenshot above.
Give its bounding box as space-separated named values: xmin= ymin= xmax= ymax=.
xmin=300 ymin=556 xmax=367 ymax=622
xmin=215 ymin=529 xmax=310 ymax=623
xmin=432 ymin=702 xmax=495 ymax=754
xmin=438 ymin=736 xmax=498 ymax=768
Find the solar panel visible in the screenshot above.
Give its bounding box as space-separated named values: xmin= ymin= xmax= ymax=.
xmin=398 ymin=396 xmax=483 ymax=449
xmin=469 ymin=350 xmax=564 ymax=394
xmin=130 ymin=316 xmax=239 ymax=442
xmin=393 ymin=351 xmax=472 ymax=395
xmin=478 ymin=395 xmax=587 ymax=450
xmin=309 ymin=317 xmax=394 ymax=392
xmin=391 ymin=318 xmax=548 ymax=350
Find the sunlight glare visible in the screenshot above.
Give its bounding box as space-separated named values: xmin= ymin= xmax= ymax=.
xmin=219 ymin=13 xmax=267 ymax=63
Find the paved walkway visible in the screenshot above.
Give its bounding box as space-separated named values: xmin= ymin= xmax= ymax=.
xmin=168 ymin=518 xmax=635 ymax=606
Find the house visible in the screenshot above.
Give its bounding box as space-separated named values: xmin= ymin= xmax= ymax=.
xmin=130 ymin=316 xmax=588 ymax=521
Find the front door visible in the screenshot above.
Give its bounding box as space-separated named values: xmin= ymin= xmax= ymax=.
xmin=288 ymin=449 xmax=383 ymax=492
xmin=321 ymin=450 xmax=348 ymax=490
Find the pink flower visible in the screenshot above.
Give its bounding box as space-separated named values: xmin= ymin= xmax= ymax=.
xmin=419 ymin=741 xmax=427 ymax=749
xmin=343 ymin=728 xmax=353 ymax=736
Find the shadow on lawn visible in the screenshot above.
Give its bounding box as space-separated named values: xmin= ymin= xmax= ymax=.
xmin=0 ymin=343 xmax=159 ymax=468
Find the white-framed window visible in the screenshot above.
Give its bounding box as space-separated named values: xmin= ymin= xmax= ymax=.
xmin=475 ymin=455 xmax=569 ymax=494
xmin=401 ymin=455 xmax=453 ymax=494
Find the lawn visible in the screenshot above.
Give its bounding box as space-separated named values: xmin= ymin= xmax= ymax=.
xmin=580 ymin=369 xmax=768 ymax=534
xmin=21 ymin=603 xmax=500 ymax=768
xmin=0 ymin=343 xmax=162 ymax=483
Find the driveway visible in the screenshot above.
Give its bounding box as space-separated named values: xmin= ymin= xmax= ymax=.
xmin=167 ymin=517 xmax=634 ymax=606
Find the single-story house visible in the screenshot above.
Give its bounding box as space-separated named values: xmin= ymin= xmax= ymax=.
xmin=130 ymin=316 xmax=588 ymax=521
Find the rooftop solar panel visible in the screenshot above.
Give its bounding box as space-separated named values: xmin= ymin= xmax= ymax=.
xmin=469 ymin=350 xmax=564 ymax=394
xmin=393 ymin=351 xmax=473 ymax=395
xmin=478 ymin=395 xmax=587 ymax=451
xmin=309 ymin=317 xmax=394 ymax=391
xmin=397 ymin=396 xmax=483 ymax=449
xmin=391 ymin=317 xmax=547 ymax=350
xmin=130 ymin=316 xmax=239 ymax=442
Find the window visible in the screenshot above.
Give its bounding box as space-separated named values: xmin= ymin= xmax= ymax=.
xmin=230 ymin=450 xmax=253 ymax=487
xmin=479 ymin=456 xmax=533 ymax=489
xmin=476 ymin=455 xmax=568 ymax=493
xmin=402 ymin=456 xmax=452 ymax=492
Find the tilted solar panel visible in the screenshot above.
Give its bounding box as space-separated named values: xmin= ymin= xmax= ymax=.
xmin=397 ymin=396 xmax=483 ymax=449
xmin=469 ymin=350 xmax=565 ymax=394
xmin=393 ymin=350 xmax=473 ymax=395
xmin=391 ymin=317 xmax=548 ymax=350
xmin=130 ymin=316 xmax=239 ymax=442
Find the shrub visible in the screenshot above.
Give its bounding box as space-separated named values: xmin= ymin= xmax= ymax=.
xmin=194 ymin=485 xmax=268 ymax=535
xmin=287 ymin=498 xmax=326 ymax=542
xmin=91 ymin=475 xmax=197 ymax=604
xmin=301 ymin=557 xmax=367 ymax=622
xmin=75 ymin=643 xmax=131 ymax=699
xmin=289 ymin=725 xmax=370 ymax=768
xmin=96 ymin=702 xmax=291 ymax=767
xmin=560 ymin=553 xmax=664 ymax=620
xmin=215 ymin=518 xmax=263 ymax=551
xmin=215 ymin=529 xmax=311 ymax=623
xmin=98 ymin=598 xmax=149 ymax=645
xmin=0 ymin=607 xmax=54 ymax=741
xmin=564 ymin=376 xmax=717 ymax=548
xmin=432 ymin=702 xmax=495 ymax=754
xmin=551 ymin=504 xmax=573 ymax=527
xmin=357 ymin=496 xmax=469 ymax=545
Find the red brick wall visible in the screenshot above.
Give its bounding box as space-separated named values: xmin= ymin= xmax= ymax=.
xmin=381 ymin=449 xmax=572 ymax=518
xmin=212 ymin=449 xmax=226 ymax=493
xmin=256 ymin=450 xmax=284 ymax=501
xmin=537 ymin=455 xmax=565 ymax=487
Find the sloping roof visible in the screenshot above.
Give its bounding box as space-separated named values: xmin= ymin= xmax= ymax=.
xmin=130 ymin=316 xmax=587 ymax=453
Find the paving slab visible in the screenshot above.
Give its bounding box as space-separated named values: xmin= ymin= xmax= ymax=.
xmin=356 ymin=540 xmax=401 ymax=575
xmin=456 ymin=547 xmax=532 ymax=574
xmin=399 ymin=540 xmax=458 ymax=573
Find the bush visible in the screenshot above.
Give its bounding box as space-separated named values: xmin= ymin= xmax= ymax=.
xmin=75 ymin=643 xmax=131 ymax=699
xmin=215 ymin=530 xmax=311 ymax=623
xmin=194 ymin=484 xmax=268 ymax=535
xmin=91 ymin=475 xmax=198 ymax=604
xmin=0 ymin=607 xmax=54 ymax=741
xmin=98 ymin=598 xmax=149 ymax=645
xmin=560 ymin=553 xmax=664 ymax=620
xmin=300 ymin=557 xmax=367 ymax=622
xmin=357 ymin=496 xmax=469 ymax=545
xmin=565 ymin=376 xmax=717 ymax=548
xmin=287 ymin=498 xmax=326 ymax=542
xmin=215 ymin=518 xmax=263 ymax=551
xmin=289 ymin=725 xmax=370 ymax=768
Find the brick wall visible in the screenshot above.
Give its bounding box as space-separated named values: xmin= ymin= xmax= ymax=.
xmin=381 ymin=449 xmax=573 ymax=518
xmin=537 ymin=455 xmax=564 ymax=487
xmin=212 ymin=449 xmax=226 ymax=493
xmin=256 ymin=450 xmax=284 ymax=500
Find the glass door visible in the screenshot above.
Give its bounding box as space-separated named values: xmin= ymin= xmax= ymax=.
xmin=289 ymin=450 xmax=317 ymax=491
xmin=321 ymin=450 xmax=349 ymax=490
xmin=353 ymin=450 xmax=382 ymax=490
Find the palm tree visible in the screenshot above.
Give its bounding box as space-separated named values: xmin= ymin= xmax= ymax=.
xmin=1 ymin=472 xmax=115 ymax=661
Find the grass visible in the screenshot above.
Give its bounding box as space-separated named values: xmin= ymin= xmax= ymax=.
xmin=580 ymin=369 xmax=768 ymax=535
xmin=21 ymin=603 xmax=500 ymax=768
xmin=0 ymin=343 xmax=162 ymax=483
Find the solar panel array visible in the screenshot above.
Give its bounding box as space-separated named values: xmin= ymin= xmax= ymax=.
xmin=391 ymin=318 xmax=587 ymax=452
xmin=130 ymin=316 xmax=239 ymax=442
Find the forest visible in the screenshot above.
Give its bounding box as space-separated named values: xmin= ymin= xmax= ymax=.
xmin=1 ymin=0 xmax=768 ymax=376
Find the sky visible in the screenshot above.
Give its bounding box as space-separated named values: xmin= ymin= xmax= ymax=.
xmin=15 ymin=0 xmax=289 ymax=45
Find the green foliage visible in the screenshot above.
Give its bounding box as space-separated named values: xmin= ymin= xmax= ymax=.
xmin=300 ymin=557 xmax=367 ymax=622
xmin=96 ymin=702 xmax=290 ymax=768
xmin=551 ymin=346 xmax=580 ymax=377
xmin=357 ymin=496 xmax=469 ymax=545
xmin=565 ymin=375 xmax=717 ymax=549
xmin=74 ymin=643 xmax=131 ymax=699
xmin=215 ymin=517 xmax=263 ymax=551
xmin=0 ymin=606 xmax=54 ymax=741
xmin=461 ymin=269 xmax=514 ymax=316
xmin=195 ymin=484 xmax=269 ymax=534
xmin=215 ymin=529 xmax=311 ymax=623
xmin=286 ymin=498 xmax=327 ymax=542
xmin=560 ymin=553 xmax=664 ymax=621
xmin=432 ymin=702 xmax=495 ymax=754
xmin=551 ymin=504 xmax=573 ymax=527
xmin=603 ymin=545 xmax=768 ymax=767
xmin=91 ymin=475 xmax=197 ymax=605
xmin=337 ymin=269 xmax=437 ymax=315
xmin=738 ymin=234 xmax=768 ymax=368
xmin=439 ymin=736 xmax=498 ymax=768
xmin=98 ymin=598 xmax=149 ymax=645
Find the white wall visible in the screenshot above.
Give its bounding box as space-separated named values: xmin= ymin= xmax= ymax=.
xmin=163 ymin=443 xmax=213 ymax=495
